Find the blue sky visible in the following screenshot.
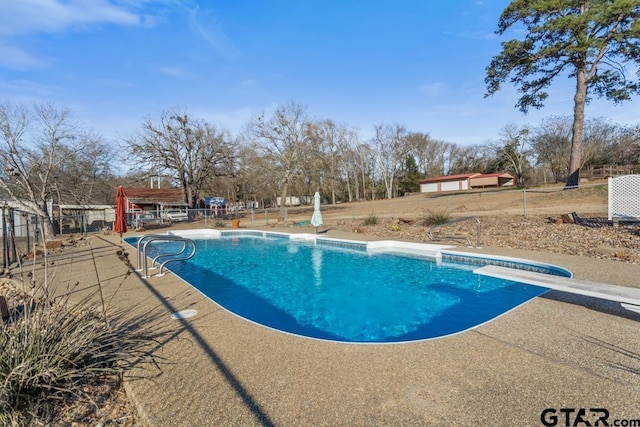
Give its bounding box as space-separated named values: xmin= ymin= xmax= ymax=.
xmin=1 ymin=0 xmax=639 ymax=145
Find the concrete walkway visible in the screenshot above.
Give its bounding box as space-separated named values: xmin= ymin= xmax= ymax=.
xmin=20 ymin=227 xmax=640 ymax=426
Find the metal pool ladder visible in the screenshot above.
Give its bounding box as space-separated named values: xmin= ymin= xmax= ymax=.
xmin=427 ymin=216 xmax=481 ymax=248
xmin=136 ymin=234 xmax=197 ymax=278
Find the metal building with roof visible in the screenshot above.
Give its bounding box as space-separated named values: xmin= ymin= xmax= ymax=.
xmin=418 ymin=172 xmax=515 ymax=193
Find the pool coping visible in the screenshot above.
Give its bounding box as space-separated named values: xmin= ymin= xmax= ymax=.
xmin=164 ymin=228 xmax=573 ymax=278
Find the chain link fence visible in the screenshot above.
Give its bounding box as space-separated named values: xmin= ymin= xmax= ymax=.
xmin=1 ymin=207 xmax=42 ymax=269
xmin=2 ymin=181 xmax=623 ymax=268
xmin=121 ymin=207 xmax=294 ymax=230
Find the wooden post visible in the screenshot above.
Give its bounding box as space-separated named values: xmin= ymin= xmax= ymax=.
xmin=0 ymin=296 xmax=9 ymax=319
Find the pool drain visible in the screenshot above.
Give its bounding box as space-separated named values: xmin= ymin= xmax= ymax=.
xmin=170 ymin=309 xmax=198 ymax=320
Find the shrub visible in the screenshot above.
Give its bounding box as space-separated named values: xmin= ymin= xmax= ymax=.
xmin=420 ymin=210 xmax=451 ymax=226
xmin=0 ymin=283 xmax=162 ymax=425
xmin=363 ymin=213 xmax=379 ymax=226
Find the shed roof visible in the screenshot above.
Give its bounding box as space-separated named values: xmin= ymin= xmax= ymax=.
xmin=418 ymin=173 xmax=480 ymax=184
xmin=470 ymin=172 xmax=515 ymax=179
xmin=418 ymin=172 xmax=516 ymax=184
xmin=124 ymin=188 xmax=186 ymax=205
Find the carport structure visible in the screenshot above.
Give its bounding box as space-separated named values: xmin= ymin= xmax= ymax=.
xmin=419 ymin=172 xmax=516 ymax=193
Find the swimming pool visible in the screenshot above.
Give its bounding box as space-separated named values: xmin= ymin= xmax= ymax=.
xmin=128 ymin=230 xmax=571 ymax=343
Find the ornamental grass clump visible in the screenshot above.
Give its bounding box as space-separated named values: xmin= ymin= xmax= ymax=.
xmin=420 ymin=210 xmax=451 ymax=226
xmin=0 ymin=283 xmax=161 ymax=426
xmin=363 ymin=213 xmax=379 ymax=226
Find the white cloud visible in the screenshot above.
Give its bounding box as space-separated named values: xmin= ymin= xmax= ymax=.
xmin=0 ymin=0 xmax=141 ymax=37
xmin=0 ymin=42 xmax=48 ymax=69
xmin=0 ymin=0 xmax=161 ymax=70
xmin=186 ymin=4 xmax=241 ymax=57
xmin=0 ymin=78 xmax=58 ymax=97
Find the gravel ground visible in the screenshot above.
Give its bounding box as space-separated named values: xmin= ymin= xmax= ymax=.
xmin=331 ymin=214 xmax=640 ymax=264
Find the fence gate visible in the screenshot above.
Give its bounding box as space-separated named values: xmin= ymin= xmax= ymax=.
xmin=608 ymin=174 xmax=640 ymax=223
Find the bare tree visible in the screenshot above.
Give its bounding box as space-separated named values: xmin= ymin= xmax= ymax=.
xmin=581 ymin=117 xmax=623 ymax=168
xmin=249 ymin=102 xmax=311 ymax=215
xmin=406 ymin=132 xmax=449 ymax=177
xmin=447 ymin=144 xmax=492 ymax=175
xmin=0 ymin=102 xmax=86 ymax=238
xmin=126 ymin=109 xmax=234 ymax=208
xmin=373 ymin=123 xmax=409 ymax=199
xmin=489 ymin=123 xmax=533 ymax=187
xmin=234 ymin=143 xmax=279 ymax=208
xmin=310 ymin=119 xmax=361 ymax=204
xmin=531 ymin=116 xmax=572 ymax=183
xmin=531 ymin=116 xmax=635 ymax=182
xmin=354 ymin=143 xmax=376 ymax=200
xmin=606 ymin=125 xmax=640 ymax=167
xmin=335 ymin=126 xmax=361 ymax=202
xmin=53 ymin=133 xmax=117 ymax=205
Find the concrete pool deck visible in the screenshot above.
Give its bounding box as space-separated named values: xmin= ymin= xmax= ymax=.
xmin=20 ymin=227 xmax=640 ymax=426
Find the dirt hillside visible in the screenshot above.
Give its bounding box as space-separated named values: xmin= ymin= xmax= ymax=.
xmin=282 ymin=183 xmax=639 ymax=264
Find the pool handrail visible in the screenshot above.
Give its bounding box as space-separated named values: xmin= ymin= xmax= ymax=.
xmin=136 ymin=234 xmax=168 ymax=268
xmin=136 ymin=234 xmax=197 ymax=278
xmin=428 ymin=216 xmax=481 ymax=248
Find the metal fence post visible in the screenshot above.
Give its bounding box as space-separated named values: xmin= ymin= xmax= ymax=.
xmin=1 ymin=206 xmax=6 ymax=269
xmin=8 ymin=208 xmax=16 ymax=264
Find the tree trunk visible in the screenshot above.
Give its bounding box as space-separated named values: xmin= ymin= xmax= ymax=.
xmin=280 ymin=182 xmax=288 ymax=216
xmin=386 ymin=175 xmax=394 ymax=199
xmin=331 ymin=181 xmax=336 ymax=205
xmin=42 ymin=218 xmax=56 ymax=240
xmin=16 ymin=200 xmax=56 ymax=239
xmin=345 ymin=170 xmax=353 ymax=202
xmin=566 ymin=67 xmax=588 ymax=188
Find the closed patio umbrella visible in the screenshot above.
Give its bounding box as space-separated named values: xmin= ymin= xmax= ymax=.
xmin=114 ymin=186 xmax=127 ymax=243
xmin=310 ymin=191 xmax=323 ymax=233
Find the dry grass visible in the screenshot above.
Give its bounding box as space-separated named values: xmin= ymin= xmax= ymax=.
xmin=282 ymin=183 xmax=610 ymax=225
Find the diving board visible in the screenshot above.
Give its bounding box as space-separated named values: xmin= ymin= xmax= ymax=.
xmin=475 ymin=265 xmax=640 ymax=308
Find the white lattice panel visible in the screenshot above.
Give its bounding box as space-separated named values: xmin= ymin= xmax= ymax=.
xmin=608 ymin=175 xmax=640 ymax=220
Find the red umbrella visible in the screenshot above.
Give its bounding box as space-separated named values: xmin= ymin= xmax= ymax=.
xmin=114 ymin=186 xmax=127 ymax=243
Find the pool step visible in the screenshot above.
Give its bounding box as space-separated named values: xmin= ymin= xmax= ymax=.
xmin=475 ymin=265 xmax=640 ymax=307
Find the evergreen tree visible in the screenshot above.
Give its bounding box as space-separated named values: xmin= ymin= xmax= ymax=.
xmin=485 ymin=1 xmax=640 ymax=188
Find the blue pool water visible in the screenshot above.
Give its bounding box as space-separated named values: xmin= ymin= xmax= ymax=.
xmin=132 ymin=235 xmax=550 ymax=343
